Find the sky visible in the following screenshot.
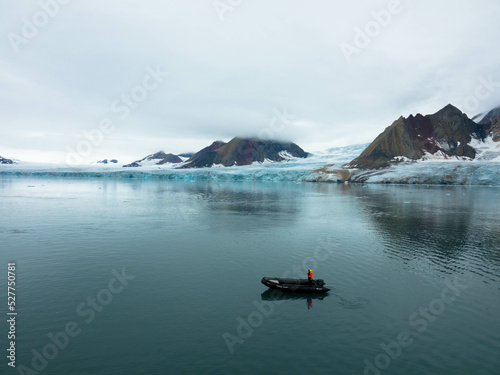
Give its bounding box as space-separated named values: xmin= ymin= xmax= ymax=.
xmin=1 ymin=0 xmax=500 ymax=164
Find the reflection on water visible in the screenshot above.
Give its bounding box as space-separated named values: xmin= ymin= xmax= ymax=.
xmin=97 ymin=180 xmax=306 ymax=232
xmin=260 ymin=289 xmax=369 ymax=311
xmin=351 ymin=186 xmax=500 ymax=281
xmin=307 ymin=297 xmax=313 ymax=310
xmin=191 ymin=183 xmax=303 ymax=217
xmin=260 ymin=289 xmax=328 ymax=301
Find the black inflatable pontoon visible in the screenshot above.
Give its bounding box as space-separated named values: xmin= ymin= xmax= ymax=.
xmin=261 ymin=277 xmax=330 ymax=293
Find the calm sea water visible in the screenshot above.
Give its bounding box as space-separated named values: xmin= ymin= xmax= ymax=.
xmin=1 ymin=177 xmax=500 ymax=375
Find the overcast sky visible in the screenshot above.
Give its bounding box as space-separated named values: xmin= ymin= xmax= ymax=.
xmin=2 ymin=0 xmax=500 ymax=164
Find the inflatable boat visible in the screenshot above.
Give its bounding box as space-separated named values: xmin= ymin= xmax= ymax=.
xmin=261 ymin=277 xmax=330 ymax=293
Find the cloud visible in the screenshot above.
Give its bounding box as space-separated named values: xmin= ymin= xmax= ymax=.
xmin=1 ymin=0 xmax=500 ymax=163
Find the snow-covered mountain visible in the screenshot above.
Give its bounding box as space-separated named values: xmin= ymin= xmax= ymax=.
xmin=308 ymin=104 xmax=499 ymax=184
xmin=123 ymin=151 xmax=182 ymax=167
xmin=179 ymin=137 xmax=307 ymax=168
xmin=474 ymin=106 xmax=500 ymax=125
xmin=95 ymin=159 xmax=118 ymax=164
xmin=0 ymin=156 xmax=14 ymax=164
xmin=349 ymin=104 xmax=491 ymax=169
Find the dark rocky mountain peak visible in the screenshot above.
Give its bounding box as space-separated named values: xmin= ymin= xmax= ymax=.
xmin=180 ymin=137 xmax=307 ymax=168
xmin=178 ymin=141 xmax=227 ymax=168
xmin=349 ymin=104 xmax=488 ymax=169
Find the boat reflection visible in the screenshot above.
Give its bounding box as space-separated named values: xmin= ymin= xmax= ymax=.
xmin=307 ymin=297 xmax=313 ymax=310
xmin=260 ymin=289 xmax=328 ymax=302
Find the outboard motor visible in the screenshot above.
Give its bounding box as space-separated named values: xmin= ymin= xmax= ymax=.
xmin=315 ymin=279 xmax=325 ymax=287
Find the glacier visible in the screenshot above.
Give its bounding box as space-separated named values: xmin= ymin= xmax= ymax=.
xmin=350 ymin=162 xmax=500 ymax=185
xmin=1 ymin=142 xmax=500 ymax=186
xmin=0 ymin=145 xmax=364 ymax=182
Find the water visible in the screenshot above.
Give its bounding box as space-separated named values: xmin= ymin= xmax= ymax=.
xmin=1 ymin=177 xmax=500 ymax=375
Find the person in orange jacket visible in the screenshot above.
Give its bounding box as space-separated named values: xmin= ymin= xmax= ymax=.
xmin=307 ymin=269 xmax=313 ymax=286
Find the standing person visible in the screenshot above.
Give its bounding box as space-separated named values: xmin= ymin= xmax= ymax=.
xmin=308 ymin=269 xmax=313 ymax=286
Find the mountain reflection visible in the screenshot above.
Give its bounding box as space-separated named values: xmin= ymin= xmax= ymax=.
xmin=183 ymin=182 xmax=302 ymax=216
xmin=352 ymin=185 xmax=500 ymax=270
